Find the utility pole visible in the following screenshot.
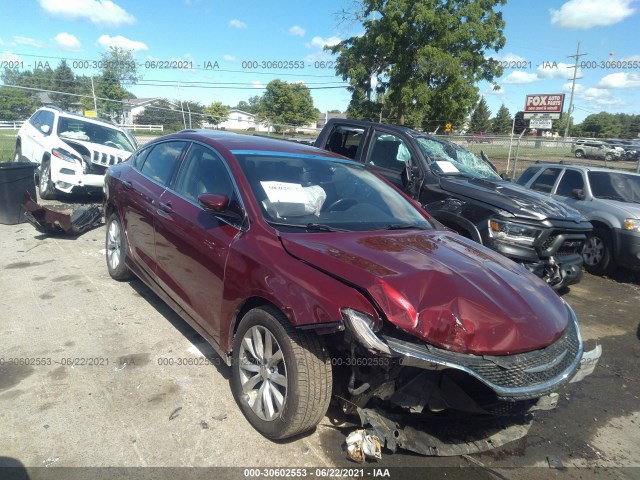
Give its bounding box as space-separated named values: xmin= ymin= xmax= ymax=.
xmin=564 ymin=42 xmax=586 ymax=138
xmin=90 ymin=76 xmax=97 ymax=113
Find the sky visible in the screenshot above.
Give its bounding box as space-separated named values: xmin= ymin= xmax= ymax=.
xmin=1 ymin=0 xmax=639 ymax=124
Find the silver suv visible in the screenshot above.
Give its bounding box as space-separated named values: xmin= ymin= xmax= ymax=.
xmin=571 ymin=139 xmax=624 ymax=161
xmin=15 ymin=106 xmax=137 ymax=199
xmin=517 ymin=163 xmax=640 ymax=275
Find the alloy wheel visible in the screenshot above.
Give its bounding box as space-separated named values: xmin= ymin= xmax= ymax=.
xmin=106 ymin=219 xmax=122 ymax=271
xmin=583 ymin=236 xmax=604 ymax=266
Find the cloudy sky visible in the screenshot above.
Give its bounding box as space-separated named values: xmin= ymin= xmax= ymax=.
xmin=1 ymin=0 xmax=638 ymax=122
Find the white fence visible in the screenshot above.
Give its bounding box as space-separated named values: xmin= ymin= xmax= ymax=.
xmin=0 ymin=121 xmax=24 ymax=130
xmin=119 ymin=124 xmax=164 ymax=132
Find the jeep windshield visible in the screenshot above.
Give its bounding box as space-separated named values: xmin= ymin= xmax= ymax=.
xmin=588 ymin=171 xmax=640 ymax=203
xmin=235 ymin=153 xmax=433 ymax=232
xmin=57 ymin=117 xmax=136 ymax=153
xmin=414 ymin=135 xmax=500 ymax=180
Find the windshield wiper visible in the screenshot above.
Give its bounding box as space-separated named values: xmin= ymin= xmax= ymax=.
xmin=385 ymin=223 xmax=428 ymax=231
xmin=266 ymin=220 xmax=347 ymax=232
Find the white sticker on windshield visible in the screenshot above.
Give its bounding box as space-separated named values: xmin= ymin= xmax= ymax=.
xmin=436 ymin=161 xmax=459 ymax=173
xmin=261 ymin=181 xmax=306 ymax=204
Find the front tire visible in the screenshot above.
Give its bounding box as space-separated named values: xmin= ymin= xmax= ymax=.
xmin=38 ymin=159 xmax=56 ymax=200
xmin=231 ymin=306 xmax=332 ymax=439
xmin=583 ymin=226 xmax=613 ymax=275
xmin=14 ymin=144 xmax=22 ymax=162
xmin=106 ymin=212 xmax=132 ymax=280
xmin=574 ymin=150 xmax=584 ymax=158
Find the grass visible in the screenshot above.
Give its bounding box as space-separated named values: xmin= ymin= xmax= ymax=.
xmin=0 ymin=130 xmax=18 ymax=162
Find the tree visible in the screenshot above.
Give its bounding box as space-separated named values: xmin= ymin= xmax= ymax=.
xmin=0 ymin=87 xmax=37 ymax=120
xmin=261 ymin=80 xmax=316 ymax=132
xmin=490 ymin=104 xmax=512 ymax=134
xmin=579 ymin=112 xmax=623 ymax=138
xmin=50 ymin=61 xmax=77 ymax=110
xmin=330 ymin=0 xmax=506 ymax=125
xmin=134 ymin=99 xmax=185 ymax=132
xmin=469 ymin=97 xmax=491 ymax=133
xmin=205 ymin=101 xmax=230 ymax=127
xmin=235 ymin=95 xmax=262 ymax=115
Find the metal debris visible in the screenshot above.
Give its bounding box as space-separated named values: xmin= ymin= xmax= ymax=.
xmin=345 ymin=429 xmax=382 ymax=463
xmin=22 ymin=192 xmax=102 ymax=235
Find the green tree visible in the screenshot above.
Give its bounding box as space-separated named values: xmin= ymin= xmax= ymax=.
xmin=0 ymin=87 xmax=37 ymax=120
xmin=579 ymin=112 xmax=623 ymax=138
xmin=490 ymin=104 xmax=512 ymax=134
xmin=235 ymin=95 xmax=262 ymax=115
xmin=469 ymin=97 xmax=491 ymax=133
xmin=330 ymin=0 xmax=506 ymax=125
xmin=134 ymin=99 xmax=185 ymax=132
xmin=205 ymin=101 xmax=230 ymax=127
xmin=50 ymin=60 xmax=77 ymax=110
xmin=261 ymin=80 xmax=316 ymax=132
xmin=95 ymin=69 xmax=127 ymax=121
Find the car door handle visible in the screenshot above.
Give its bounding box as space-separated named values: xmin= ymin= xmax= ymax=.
xmin=158 ymin=201 xmax=173 ymax=214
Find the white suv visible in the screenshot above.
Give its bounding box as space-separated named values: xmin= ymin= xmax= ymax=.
xmin=15 ymin=106 xmax=137 ymax=199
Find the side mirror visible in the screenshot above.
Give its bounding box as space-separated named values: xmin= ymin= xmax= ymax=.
xmin=198 ymin=193 xmax=229 ymax=212
xmin=500 ymin=173 xmax=510 ymax=181
xmin=40 ymin=125 xmax=51 ymax=134
xmin=572 ymin=188 xmax=585 ymax=200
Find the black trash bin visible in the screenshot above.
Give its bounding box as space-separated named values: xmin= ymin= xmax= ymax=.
xmin=0 ymin=162 xmax=38 ymax=225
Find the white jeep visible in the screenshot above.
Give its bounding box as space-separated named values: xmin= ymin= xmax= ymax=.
xmin=15 ymin=106 xmax=137 ymax=199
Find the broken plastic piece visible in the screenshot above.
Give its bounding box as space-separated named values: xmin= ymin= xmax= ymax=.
xmin=345 ymin=429 xmax=382 ymax=463
xmin=570 ymin=344 xmax=602 ymax=383
xmin=22 ymin=192 xmax=103 ymax=235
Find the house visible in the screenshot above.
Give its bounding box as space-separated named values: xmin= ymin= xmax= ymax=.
xmin=216 ymin=109 xmax=271 ymax=132
xmin=122 ymin=98 xmax=177 ymax=125
xmin=316 ymin=112 xmax=347 ymax=130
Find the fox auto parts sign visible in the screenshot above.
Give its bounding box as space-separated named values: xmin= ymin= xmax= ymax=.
xmin=524 ymin=94 xmax=565 ymax=113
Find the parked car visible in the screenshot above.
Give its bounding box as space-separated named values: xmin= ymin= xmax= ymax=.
xmin=15 ymin=106 xmax=137 ymax=199
xmin=315 ymin=119 xmax=592 ymax=290
xmin=104 ymin=130 xmax=599 ymax=453
xmin=571 ymin=139 xmax=624 ymax=161
xmin=517 ymin=163 xmax=640 ymax=275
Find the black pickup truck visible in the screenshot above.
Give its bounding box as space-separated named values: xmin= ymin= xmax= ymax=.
xmin=315 ymin=119 xmax=592 ymax=290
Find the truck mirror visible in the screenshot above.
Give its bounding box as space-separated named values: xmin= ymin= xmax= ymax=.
xmin=572 ymin=189 xmax=585 ymax=200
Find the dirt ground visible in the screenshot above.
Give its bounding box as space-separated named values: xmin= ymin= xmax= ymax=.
xmin=0 ymin=197 xmax=639 ymax=480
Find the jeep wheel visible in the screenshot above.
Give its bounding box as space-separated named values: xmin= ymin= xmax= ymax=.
xmin=14 ymin=144 xmax=22 ymax=162
xmin=604 ymin=153 xmax=613 ymax=161
xmin=231 ymin=306 xmax=331 ymax=439
xmin=38 ymin=159 xmax=56 ymax=200
xmin=106 ymin=212 xmax=132 ymax=281
xmin=583 ymin=227 xmax=613 ymax=275
xmin=574 ymin=150 xmax=584 ymax=158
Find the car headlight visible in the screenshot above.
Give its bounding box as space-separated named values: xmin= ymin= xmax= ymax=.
xmin=52 ymin=148 xmax=81 ymax=164
xmin=623 ymin=219 xmax=640 ymax=233
xmin=341 ymin=308 xmax=390 ymax=354
xmin=488 ymin=218 xmax=541 ymax=245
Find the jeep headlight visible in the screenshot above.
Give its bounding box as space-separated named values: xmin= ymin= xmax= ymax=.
xmin=489 ymin=218 xmax=541 ymax=245
xmin=52 ymin=148 xmax=81 ymax=164
xmin=623 ymin=219 xmax=640 ymax=233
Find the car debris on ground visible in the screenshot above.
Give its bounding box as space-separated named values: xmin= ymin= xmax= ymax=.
xmin=22 ymin=192 xmax=103 ymax=235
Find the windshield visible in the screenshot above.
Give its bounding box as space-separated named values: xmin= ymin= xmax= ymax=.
xmin=57 ymin=117 xmax=136 ymax=153
xmin=588 ymin=171 xmax=640 ymax=203
xmin=235 ymin=152 xmax=433 ymax=232
xmin=415 ymin=135 xmax=500 ymax=180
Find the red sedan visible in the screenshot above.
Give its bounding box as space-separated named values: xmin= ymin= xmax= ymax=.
xmin=104 ymin=130 xmax=598 ymax=453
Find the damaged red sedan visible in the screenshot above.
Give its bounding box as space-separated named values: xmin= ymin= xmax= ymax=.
xmin=104 ymin=131 xmax=599 ymax=455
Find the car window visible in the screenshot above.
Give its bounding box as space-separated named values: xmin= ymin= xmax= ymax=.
xmin=139 ymin=141 xmax=187 ymax=186
xmin=556 ymin=170 xmax=585 ymax=197
xmin=367 ymin=131 xmax=412 ymax=173
xmin=516 ymin=167 xmax=539 ymax=186
xmin=174 ymin=144 xmax=234 ymax=202
xmin=326 ymin=125 xmax=364 ymax=160
xmin=39 ymin=111 xmax=55 ymax=134
xmin=29 ymin=111 xmax=44 ymax=128
xmin=588 ymin=171 xmax=640 ymax=203
xmin=530 ymin=168 xmax=562 ymax=193
xmin=132 ymin=146 xmax=152 ymax=170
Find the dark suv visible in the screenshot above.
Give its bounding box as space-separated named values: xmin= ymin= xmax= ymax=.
xmin=315 ymin=119 xmax=593 ymax=290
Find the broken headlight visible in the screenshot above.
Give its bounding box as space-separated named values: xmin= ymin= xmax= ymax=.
xmin=341 ymin=308 xmax=390 ymax=355
xmin=52 ymin=148 xmax=81 ymax=164
xmin=488 ymin=218 xmax=541 ymax=246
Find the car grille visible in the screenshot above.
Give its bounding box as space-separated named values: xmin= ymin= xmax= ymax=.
xmin=384 ymin=319 xmax=582 ymax=400
xmin=92 ymin=151 xmax=124 ymax=167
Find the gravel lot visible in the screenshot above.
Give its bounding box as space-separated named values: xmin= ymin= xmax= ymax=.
xmin=0 ymin=196 xmax=639 ymax=480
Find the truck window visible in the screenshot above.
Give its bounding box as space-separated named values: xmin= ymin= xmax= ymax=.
xmin=516 ymin=167 xmax=539 ymax=186
xmin=556 ymin=170 xmax=584 ymax=197
xmin=367 ymin=132 xmax=412 ymax=173
xmin=325 ymin=125 xmax=363 ymax=159
xmin=530 ymin=168 xmax=562 ymax=194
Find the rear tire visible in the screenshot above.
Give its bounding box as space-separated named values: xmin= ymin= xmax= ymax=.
xmin=106 ymin=212 xmax=132 ymax=281
xmin=14 ymin=144 xmax=22 ymax=162
xmin=583 ymin=226 xmax=613 ymax=275
xmin=574 ymin=150 xmax=584 ymax=158
xmin=231 ymin=306 xmax=332 ymax=439
xmin=38 ymin=159 xmax=56 ymax=200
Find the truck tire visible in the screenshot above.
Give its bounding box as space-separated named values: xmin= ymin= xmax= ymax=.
xmin=38 ymin=159 xmax=56 ymax=200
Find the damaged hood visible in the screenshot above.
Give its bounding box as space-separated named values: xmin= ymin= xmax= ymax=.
xmin=61 ymin=138 xmax=131 ymax=165
xmin=281 ymin=230 xmax=569 ymax=355
xmin=439 ymin=177 xmax=585 ymax=222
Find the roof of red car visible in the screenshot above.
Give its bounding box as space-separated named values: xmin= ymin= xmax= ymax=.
xmin=161 ymin=129 xmax=343 ymax=159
